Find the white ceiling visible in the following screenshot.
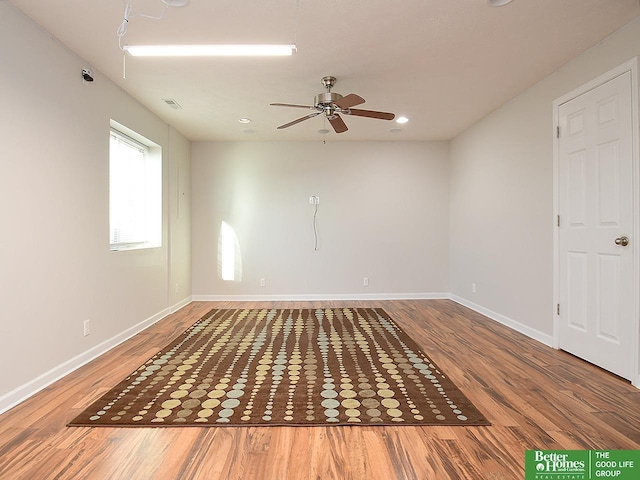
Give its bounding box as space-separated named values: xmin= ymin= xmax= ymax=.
xmin=9 ymin=0 xmax=640 ymax=142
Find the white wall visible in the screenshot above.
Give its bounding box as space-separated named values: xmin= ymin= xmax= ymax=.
xmin=0 ymin=3 xmax=191 ymax=411
xmin=449 ymin=17 xmax=640 ymax=341
xmin=191 ymin=141 xmax=449 ymax=298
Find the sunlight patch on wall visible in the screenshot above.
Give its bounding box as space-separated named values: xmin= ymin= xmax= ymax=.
xmin=218 ymin=221 xmax=243 ymax=282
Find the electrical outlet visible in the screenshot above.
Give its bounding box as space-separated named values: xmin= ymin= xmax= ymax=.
xmin=83 ymin=319 xmax=90 ymax=337
xmin=472 ymin=283 xmax=476 ymax=294
xmin=363 ymin=277 xmax=369 ymax=287
xmin=260 ymin=278 xmax=266 ymax=287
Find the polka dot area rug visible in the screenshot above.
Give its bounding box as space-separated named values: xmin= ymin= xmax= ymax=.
xmin=68 ymin=308 xmax=490 ymax=427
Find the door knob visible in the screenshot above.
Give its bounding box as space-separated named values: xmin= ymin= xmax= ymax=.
xmin=615 ymin=236 xmax=629 ymax=246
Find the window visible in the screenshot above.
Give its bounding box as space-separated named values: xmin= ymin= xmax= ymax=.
xmin=109 ymin=122 xmax=162 ymax=251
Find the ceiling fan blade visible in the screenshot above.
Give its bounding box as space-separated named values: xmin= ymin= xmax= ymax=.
xmin=346 ymin=108 xmax=395 ymax=121
xmin=334 ymin=93 xmax=365 ymax=109
xmin=277 ymin=112 xmax=321 ymax=129
xmin=270 ymin=103 xmax=315 ymax=109
xmin=329 ymin=114 xmax=348 ymax=133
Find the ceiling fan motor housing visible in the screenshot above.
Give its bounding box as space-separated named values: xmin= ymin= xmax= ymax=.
xmin=314 ymin=91 xmax=343 ymax=107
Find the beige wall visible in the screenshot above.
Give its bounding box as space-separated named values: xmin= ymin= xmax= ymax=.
xmin=449 ymin=17 xmax=640 ymax=340
xmin=191 ymin=141 xmax=450 ymax=298
xmin=0 ymin=3 xmax=191 ymax=409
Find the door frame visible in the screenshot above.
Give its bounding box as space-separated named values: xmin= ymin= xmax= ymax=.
xmin=553 ymin=57 xmax=640 ymax=388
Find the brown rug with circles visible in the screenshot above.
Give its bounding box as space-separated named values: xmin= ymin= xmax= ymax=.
xmin=68 ymin=308 xmax=490 ymax=427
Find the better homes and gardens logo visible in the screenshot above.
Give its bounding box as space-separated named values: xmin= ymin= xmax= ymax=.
xmin=534 ymin=451 xmax=586 ymax=477
xmin=525 ymin=450 xmax=640 ymax=480
xmin=528 ymin=450 xmax=587 ymax=479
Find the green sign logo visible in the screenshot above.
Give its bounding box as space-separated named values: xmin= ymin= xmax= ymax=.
xmin=525 ymin=450 xmax=640 ymax=480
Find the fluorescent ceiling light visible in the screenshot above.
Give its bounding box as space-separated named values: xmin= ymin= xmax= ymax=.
xmin=162 ymin=0 xmax=189 ymax=6
xmin=124 ymin=44 xmax=296 ymax=57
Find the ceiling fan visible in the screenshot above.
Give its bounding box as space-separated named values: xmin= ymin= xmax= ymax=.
xmin=270 ymin=76 xmax=395 ymax=133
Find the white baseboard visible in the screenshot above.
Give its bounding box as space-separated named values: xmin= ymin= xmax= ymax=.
xmin=0 ymin=297 xmax=192 ymax=415
xmin=192 ymin=293 xmax=450 ymax=302
xmin=449 ymin=294 xmax=554 ymax=347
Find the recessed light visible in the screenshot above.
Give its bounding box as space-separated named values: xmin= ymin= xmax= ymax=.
xmin=488 ymin=0 xmax=513 ymax=6
xmin=238 ymin=118 xmax=251 ymax=124
xmin=396 ymin=116 xmax=409 ymax=124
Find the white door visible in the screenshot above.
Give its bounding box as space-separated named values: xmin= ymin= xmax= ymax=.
xmin=558 ymin=70 xmax=634 ymax=380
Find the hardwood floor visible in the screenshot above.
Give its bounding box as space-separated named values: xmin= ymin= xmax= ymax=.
xmin=0 ymin=300 xmax=638 ymax=480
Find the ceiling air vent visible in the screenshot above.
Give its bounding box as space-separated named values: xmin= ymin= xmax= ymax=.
xmin=162 ymin=99 xmax=182 ymax=110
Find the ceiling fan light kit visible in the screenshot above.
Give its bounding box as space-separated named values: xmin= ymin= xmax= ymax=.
xmin=271 ymin=76 xmax=396 ymax=134
xmin=488 ymin=0 xmax=513 ymax=6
